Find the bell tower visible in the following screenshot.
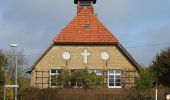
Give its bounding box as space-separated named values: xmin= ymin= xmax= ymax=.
xmin=74 ymin=0 xmax=97 ymax=14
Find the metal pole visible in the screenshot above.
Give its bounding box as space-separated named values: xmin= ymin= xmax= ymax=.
xmin=155 ymin=82 xmax=158 ymax=100
xmin=4 ymin=87 xmax=6 ymax=100
xmin=11 ymin=44 xmax=18 ymax=100
xmin=15 ymin=46 xmax=18 ymax=100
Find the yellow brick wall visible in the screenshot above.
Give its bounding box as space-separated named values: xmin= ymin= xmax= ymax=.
xmin=31 ymin=45 xmax=137 ymax=88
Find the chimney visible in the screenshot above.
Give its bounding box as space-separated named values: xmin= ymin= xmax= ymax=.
xmin=74 ymin=0 xmax=97 ymax=14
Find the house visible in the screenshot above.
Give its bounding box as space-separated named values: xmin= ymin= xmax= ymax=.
xmin=27 ymin=0 xmax=140 ymax=89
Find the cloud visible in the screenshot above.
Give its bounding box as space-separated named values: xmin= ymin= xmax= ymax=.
xmin=0 ymin=0 xmax=170 ymax=66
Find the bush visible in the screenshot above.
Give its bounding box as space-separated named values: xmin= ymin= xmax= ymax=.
xmin=19 ymin=88 xmax=166 ymax=100
xmin=126 ymin=89 xmax=154 ymax=100
xmin=135 ymin=68 xmax=155 ymax=89
xmin=56 ymin=69 xmax=71 ymax=88
xmin=19 ymin=86 xmax=40 ymax=100
xmin=55 ymin=69 xmax=103 ymax=88
xmin=36 ymin=88 xmax=59 ymax=100
xmin=19 ymin=87 xmax=59 ymax=100
xmin=70 ymin=69 xmax=103 ymax=88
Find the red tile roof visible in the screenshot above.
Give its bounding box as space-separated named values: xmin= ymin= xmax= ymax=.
xmin=53 ymin=7 xmax=118 ymax=45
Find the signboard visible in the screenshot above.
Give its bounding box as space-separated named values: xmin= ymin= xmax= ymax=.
xmin=5 ymin=85 xmax=19 ymax=88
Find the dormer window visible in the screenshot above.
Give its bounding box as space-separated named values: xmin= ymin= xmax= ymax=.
xmin=84 ymin=24 xmax=91 ymax=29
xmin=79 ymin=1 xmax=92 ymax=6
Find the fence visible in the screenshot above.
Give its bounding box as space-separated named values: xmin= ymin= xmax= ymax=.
xmin=18 ymin=87 xmax=167 ymax=100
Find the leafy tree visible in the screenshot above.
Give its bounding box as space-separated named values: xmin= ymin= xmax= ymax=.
xmin=150 ymin=48 xmax=170 ymax=87
xmin=71 ymin=69 xmax=103 ymax=88
xmin=0 ymin=49 xmax=29 ymax=99
xmin=0 ymin=50 xmax=14 ymax=99
xmin=55 ymin=69 xmax=71 ymax=88
xmin=5 ymin=49 xmax=30 ymax=89
xmin=0 ymin=50 xmax=7 ymax=86
xmin=0 ymin=50 xmax=7 ymax=99
xmin=128 ymin=68 xmax=155 ymax=100
xmin=4 ymin=72 xmax=14 ymax=99
xmin=4 ymin=50 xmax=28 ymax=78
xmin=135 ymin=68 xmax=155 ymax=89
xmin=18 ymin=76 xmax=30 ymax=93
xmin=54 ymin=69 xmax=103 ymax=88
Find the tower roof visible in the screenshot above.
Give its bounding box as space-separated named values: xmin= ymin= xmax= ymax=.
xmin=74 ymin=0 xmax=96 ymax=4
xmin=53 ymin=7 xmax=118 ymax=45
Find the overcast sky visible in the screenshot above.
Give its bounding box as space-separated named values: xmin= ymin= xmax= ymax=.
xmin=0 ymin=0 xmax=170 ymax=67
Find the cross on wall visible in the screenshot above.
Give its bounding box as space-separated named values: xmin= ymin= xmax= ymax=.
xmin=62 ymin=49 xmax=109 ymax=64
xmin=81 ymin=49 xmax=90 ymax=64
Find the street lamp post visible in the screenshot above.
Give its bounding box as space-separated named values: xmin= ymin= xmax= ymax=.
xmin=10 ymin=44 xmax=18 ymax=100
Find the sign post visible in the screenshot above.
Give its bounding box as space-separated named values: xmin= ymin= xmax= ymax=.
xmin=4 ymin=85 xmax=19 ymax=100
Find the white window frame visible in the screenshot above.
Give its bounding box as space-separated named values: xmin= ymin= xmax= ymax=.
xmin=70 ymin=69 xmax=82 ymax=88
xmin=108 ymin=69 xmax=122 ymax=88
xmin=89 ymin=69 xmax=102 ymax=76
xmin=50 ymin=69 xmax=59 ymax=88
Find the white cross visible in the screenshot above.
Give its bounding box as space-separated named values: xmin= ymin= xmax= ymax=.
xmin=81 ymin=49 xmax=90 ymax=64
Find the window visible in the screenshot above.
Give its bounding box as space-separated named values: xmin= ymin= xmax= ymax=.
xmin=108 ymin=69 xmax=122 ymax=88
xmin=50 ymin=69 xmax=59 ymax=87
xmin=70 ymin=69 xmax=82 ymax=88
xmin=79 ymin=1 xmax=92 ymax=6
xmin=84 ymin=24 xmax=91 ymax=29
xmin=89 ymin=69 xmax=102 ymax=76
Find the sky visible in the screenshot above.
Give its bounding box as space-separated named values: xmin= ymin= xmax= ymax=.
xmin=0 ymin=0 xmax=170 ymax=67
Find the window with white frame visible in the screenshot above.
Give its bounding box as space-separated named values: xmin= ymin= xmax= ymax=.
xmin=70 ymin=69 xmax=82 ymax=88
xmin=50 ymin=69 xmax=59 ymax=87
xmin=89 ymin=69 xmax=102 ymax=76
xmin=108 ymin=69 xmax=122 ymax=88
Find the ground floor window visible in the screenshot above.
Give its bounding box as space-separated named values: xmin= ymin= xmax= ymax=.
xmin=50 ymin=69 xmax=122 ymax=88
xmin=108 ymin=69 xmax=122 ymax=88
xmin=70 ymin=69 xmax=82 ymax=88
xmin=89 ymin=69 xmax=102 ymax=76
xmin=50 ymin=69 xmax=59 ymax=87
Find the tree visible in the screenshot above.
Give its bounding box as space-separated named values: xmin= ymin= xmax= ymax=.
xmin=55 ymin=69 xmax=71 ymax=88
xmin=0 ymin=49 xmax=29 ymax=99
xmin=4 ymin=72 xmax=14 ymax=99
xmin=127 ymin=68 xmax=156 ymax=100
xmin=75 ymin=69 xmax=103 ymax=88
xmin=135 ymin=68 xmax=155 ymax=89
xmin=150 ymin=47 xmax=170 ymax=87
xmin=0 ymin=50 xmax=7 ymax=86
xmin=54 ymin=69 xmax=103 ymax=88
xmin=0 ymin=50 xmax=14 ymax=100
xmin=4 ymin=49 xmax=28 ymax=78
xmin=18 ymin=76 xmax=30 ymax=93
xmin=0 ymin=50 xmax=6 ymax=99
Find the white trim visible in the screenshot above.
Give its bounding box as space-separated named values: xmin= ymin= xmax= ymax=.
xmin=108 ymin=86 xmax=122 ymax=88
xmin=108 ymin=69 xmax=122 ymax=88
xmin=89 ymin=69 xmax=102 ymax=76
xmin=5 ymin=85 xmax=19 ymax=88
xmin=49 ymin=69 xmax=59 ymax=87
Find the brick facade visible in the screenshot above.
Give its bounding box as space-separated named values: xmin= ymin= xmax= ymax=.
xmin=31 ymin=45 xmax=137 ymax=88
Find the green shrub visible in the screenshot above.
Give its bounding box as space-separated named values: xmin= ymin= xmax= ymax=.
xmin=54 ymin=69 xmax=103 ymax=88
xmin=126 ymin=89 xmax=154 ymax=100
xmin=19 ymin=86 xmax=40 ymax=100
